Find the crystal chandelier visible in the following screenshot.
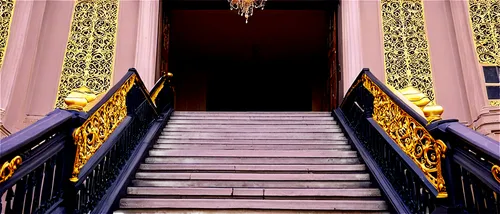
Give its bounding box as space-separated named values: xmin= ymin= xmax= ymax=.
xmin=228 ymin=0 xmax=267 ymax=23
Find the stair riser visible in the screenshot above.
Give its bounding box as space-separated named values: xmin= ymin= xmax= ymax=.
xmin=163 ymin=129 xmax=342 ymax=133
xmin=159 ymin=136 xmax=347 ymax=140
xmin=173 ymin=112 xmax=332 ymax=116
xmin=145 ymin=157 xmax=361 ymax=165
xmin=166 ymin=125 xmax=339 ymax=129
xmin=152 ymin=144 xmax=352 ymax=150
xmin=134 ymin=172 xmax=370 ymax=181
xmin=168 ymin=121 xmax=337 ymax=125
xmin=161 ymin=133 xmax=345 ymax=137
xmin=132 ymin=180 xmax=373 ymax=189
xmin=127 ymin=187 xmax=381 ymax=197
xmin=170 ymin=117 xmax=334 ymax=121
xmin=139 ymin=164 xmax=366 ymax=172
xmin=156 ymin=140 xmax=348 ymax=145
xmin=148 ymin=150 xmax=357 ymax=158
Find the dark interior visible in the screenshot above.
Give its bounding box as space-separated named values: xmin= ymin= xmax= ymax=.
xmin=168 ymin=9 xmax=328 ymax=111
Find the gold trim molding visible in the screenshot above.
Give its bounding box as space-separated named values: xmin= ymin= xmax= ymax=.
xmin=0 ymin=0 xmax=16 ymax=70
xmin=55 ymin=0 xmax=119 ymax=109
xmin=0 ymin=156 xmax=22 ymax=184
xmin=362 ymin=74 xmax=448 ymax=198
xmin=70 ymin=74 xmax=136 ymax=182
xmin=380 ymin=0 xmax=437 ymax=104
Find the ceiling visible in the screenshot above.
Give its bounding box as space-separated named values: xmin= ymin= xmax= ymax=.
xmin=164 ymin=0 xmax=338 ymax=10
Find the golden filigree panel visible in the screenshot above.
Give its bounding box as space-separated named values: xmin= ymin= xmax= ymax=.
xmin=468 ymin=0 xmax=500 ymax=65
xmin=0 ymin=156 xmax=22 ymax=184
xmin=381 ymin=0 xmax=437 ymax=103
xmin=362 ymin=74 xmax=448 ymax=198
xmin=70 ymin=74 xmax=136 ymax=182
xmin=55 ymin=0 xmax=119 ymax=108
xmin=468 ymin=0 xmax=500 ymax=106
xmin=0 ymin=0 xmax=16 ymax=69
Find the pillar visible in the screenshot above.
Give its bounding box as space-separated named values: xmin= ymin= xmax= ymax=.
xmin=134 ymin=0 xmax=160 ymax=90
xmin=340 ymin=0 xmax=364 ymax=95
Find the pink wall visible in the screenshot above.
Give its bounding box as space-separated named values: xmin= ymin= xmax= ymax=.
xmin=114 ymin=1 xmax=140 ymax=83
xmin=359 ymin=1 xmax=385 ymax=81
xmin=27 ymin=1 xmax=74 ymax=116
xmin=423 ymin=0 xmax=472 ymax=123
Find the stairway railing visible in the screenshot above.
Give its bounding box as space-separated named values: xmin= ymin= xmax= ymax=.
xmin=333 ymin=68 xmax=500 ymax=214
xmin=0 ymin=68 xmax=174 ymax=214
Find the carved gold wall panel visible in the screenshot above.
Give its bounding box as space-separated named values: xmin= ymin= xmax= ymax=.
xmin=381 ymin=0 xmax=437 ymax=104
xmin=55 ymin=0 xmax=119 ymax=108
xmin=0 ymin=0 xmax=16 ymax=70
xmin=468 ymin=0 xmax=500 ymax=106
xmin=363 ymin=74 xmax=448 ymax=198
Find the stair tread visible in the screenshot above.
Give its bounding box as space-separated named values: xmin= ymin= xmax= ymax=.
xmin=119 ymin=198 xmax=388 ymax=210
xmin=134 ymin=172 xmax=370 ymax=181
xmin=139 ymin=164 xmax=366 ymax=172
xmin=127 ymin=187 xmax=381 ymax=197
xmin=152 ymin=144 xmax=351 ymax=150
xmin=149 ymin=150 xmax=357 ymax=158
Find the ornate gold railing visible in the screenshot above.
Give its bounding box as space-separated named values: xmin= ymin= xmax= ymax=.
xmin=362 ymin=74 xmax=447 ymax=198
xmin=69 ymin=74 xmax=137 ymax=182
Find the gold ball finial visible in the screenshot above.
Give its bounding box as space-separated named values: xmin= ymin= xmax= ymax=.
xmin=398 ymin=86 xmax=444 ymax=123
xmin=64 ymin=86 xmax=97 ymax=111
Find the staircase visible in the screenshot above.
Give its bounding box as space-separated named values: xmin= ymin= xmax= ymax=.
xmin=116 ymin=112 xmax=388 ymax=213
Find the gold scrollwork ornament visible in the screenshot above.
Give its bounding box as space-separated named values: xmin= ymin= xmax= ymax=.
xmin=0 ymin=156 xmax=22 ymax=184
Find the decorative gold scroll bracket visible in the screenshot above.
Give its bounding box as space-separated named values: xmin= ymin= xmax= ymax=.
xmin=69 ymin=74 xmax=136 ymax=182
xmin=492 ymin=165 xmax=500 ymax=183
xmin=0 ymin=156 xmax=22 ymax=184
xmin=362 ymin=74 xmax=448 ymax=198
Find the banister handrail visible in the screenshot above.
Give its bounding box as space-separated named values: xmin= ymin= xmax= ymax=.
xmin=342 ymin=68 xmax=428 ymax=126
xmin=0 ymin=67 xmax=175 ymax=214
xmin=336 ymin=68 xmax=500 ymax=214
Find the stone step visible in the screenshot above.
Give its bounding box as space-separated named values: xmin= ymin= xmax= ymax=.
xmin=119 ymin=198 xmax=387 ymax=211
xmin=163 ymin=128 xmax=342 ymax=133
xmin=170 ymin=116 xmax=334 ymax=121
xmin=148 ymin=150 xmax=357 ymax=158
xmin=114 ymin=210 xmax=390 ymax=214
xmin=145 ymin=157 xmax=361 ymax=165
xmin=173 ymin=112 xmax=331 ymax=116
xmin=134 ymin=172 xmax=370 ymax=181
xmin=127 ymin=187 xmax=381 ymax=197
xmin=168 ymin=120 xmax=337 ymax=125
xmin=158 ymin=135 xmax=346 ymax=140
xmin=162 ymin=132 xmax=344 ymax=138
xmin=152 ymin=144 xmax=352 ymax=150
xmin=131 ymin=180 xmax=372 ymax=189
xmin=139 ymin=164 xmax=366 ymax=172
xmin=166 ymin=124 xmax=339 ymax=129
xmin=156 ymin=139 xmax=348 ymax=145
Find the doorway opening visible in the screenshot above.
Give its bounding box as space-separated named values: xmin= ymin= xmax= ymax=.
xmin=159 ymin=1 xmax=339 ymax=111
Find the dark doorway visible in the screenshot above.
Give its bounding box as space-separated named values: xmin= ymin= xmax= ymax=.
xmin=164 ymin=3 xmax=336 ymax=111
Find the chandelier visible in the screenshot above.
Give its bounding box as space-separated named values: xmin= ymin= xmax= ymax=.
xmin=228 ymin=0 xmax=267 ymax=23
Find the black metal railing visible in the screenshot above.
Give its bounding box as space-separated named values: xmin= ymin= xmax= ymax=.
xmin=334 ymin=68 xmax=500 ymax=214
xmin=0 ymin=68 xmax=174 ymax=214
